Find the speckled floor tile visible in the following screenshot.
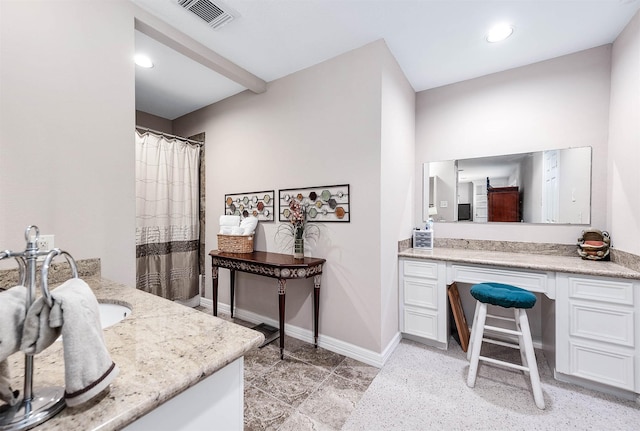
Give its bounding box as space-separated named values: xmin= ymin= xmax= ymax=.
xmin=193 ymin=305 xmax=379 ymax=430
xmin=278 ymin=411 xmax=337 ymax=431
xmin=190 ymin=305 xmax=640 ymax=431
xmin=244 ymin=344 xmax=282 ymax=382
xmin=286 ymin=343 xmax=346 ymax=371
xmin=265 ymin=334 xmax=310 ymax=356
xmin=244 ymin=385 xmax=294 ymax=431
xmin=333 ymin=357 xmax=380 ymax=387
xmin=299 ymin=374 xmax=368 ymax=429
xmin=251 ymin=356 xmax=331 ymax=408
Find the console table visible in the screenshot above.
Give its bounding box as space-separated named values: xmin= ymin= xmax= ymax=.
xmin=209 ymin=250 xmax=326 ymax=359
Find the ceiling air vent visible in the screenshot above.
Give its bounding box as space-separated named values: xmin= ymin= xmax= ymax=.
xmin=177 ymin=0 xmax=235 ymax=29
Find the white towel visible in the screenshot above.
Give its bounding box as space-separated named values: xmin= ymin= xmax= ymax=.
xmin=240 ymin=216 xmax=258 ymax=236
xmin=0 ymin=286 xmax=26 ymax=406
xmin=219 ymin=215 xmax=240 ymax=227
xmin=21 ymin=278 xmax=119 ymax=407
xmin=20 ymin=294 xmax=59 ymax=354
xmin=0 ymin=360 xmax=19 ymax=407
xmin=231 ymin=226 xmax=244 ymax=235
xmin=219 ymin=226 xmax=233 ymax=235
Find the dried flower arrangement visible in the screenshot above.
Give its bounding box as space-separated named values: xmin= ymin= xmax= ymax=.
xmin=276 ymin=198 xmax=320 ymax=257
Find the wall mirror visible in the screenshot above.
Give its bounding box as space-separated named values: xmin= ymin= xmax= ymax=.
xmin=423 ymin=146 xmax=592 ymax=225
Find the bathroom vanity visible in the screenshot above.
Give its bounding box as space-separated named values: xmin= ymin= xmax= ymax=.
xmin=4 ymin=277 xmax=264 ymax=430
xmin=398 ymin=248 xmax=640 ymax=399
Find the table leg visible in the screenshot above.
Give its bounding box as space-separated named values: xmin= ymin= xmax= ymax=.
xmin=313 ymin=274 xmax=321 ymax=348
xmin=230 ymin=270 xmax=236 ymax=318
xmin=211 ymin=266 xmax=219 ymax=316
xmin=278 ymin=279 xmax=286 ymax=360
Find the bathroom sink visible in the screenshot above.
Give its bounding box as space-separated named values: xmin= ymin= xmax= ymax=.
xmin=98 ymin=302 xmax=132 ymax=328
xmin=56 ymin=302 xmax=131 ymax=342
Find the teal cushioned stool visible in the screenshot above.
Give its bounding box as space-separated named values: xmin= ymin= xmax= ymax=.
xmin=470 ymin=282 xmax=537 ymax=309
xmin=466 ymin=282 xmax=545 ymax=409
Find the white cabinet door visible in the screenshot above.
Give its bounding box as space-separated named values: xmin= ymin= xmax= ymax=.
xmin=556 ymin=274 xmax=638 ymax=392
xmin=124 ymin=358 xmax=244 ymax=431
xmin=404 ymin=277 xmax=438 ymax=309
xmin=567 ymin=340 xmax=635 ymax=390
xmin=404 ymin=306 xmax=439 ymax=340
xmin=399 ymin=258 xmax=447 ymax=347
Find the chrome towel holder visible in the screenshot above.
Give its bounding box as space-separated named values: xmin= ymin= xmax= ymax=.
xmin=0 ymin=225 xmax=78 ymax=430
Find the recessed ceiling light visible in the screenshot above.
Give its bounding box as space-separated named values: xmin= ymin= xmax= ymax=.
xmin=134 ymin=54 xmax=154 ymax=68
xmin=486 ymin=23 xmax=514 ymax=43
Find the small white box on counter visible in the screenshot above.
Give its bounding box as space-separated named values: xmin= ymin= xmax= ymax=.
xmin=413 ymin=229 xmax=433 ymax=249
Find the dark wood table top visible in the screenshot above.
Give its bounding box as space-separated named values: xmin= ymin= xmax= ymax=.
xmin=209 ymin=250 xmax=326 ymax=267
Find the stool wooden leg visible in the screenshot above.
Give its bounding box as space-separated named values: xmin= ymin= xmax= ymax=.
xmin=467 ymin=302 xmax=487 ymax=388
xmin=518 ymin=309 xmax=545 ymax=409
xmin=514 ymin=308 xmax=529 ymax=374
xmin=467 ymin=301 xmax=481 ymax=361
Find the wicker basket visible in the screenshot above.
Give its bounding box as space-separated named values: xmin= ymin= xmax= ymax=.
xmin=218 ymin=234 xmax=254 ymax=253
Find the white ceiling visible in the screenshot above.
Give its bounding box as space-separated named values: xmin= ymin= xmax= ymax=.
xmin=132 ymin=0 xmax=640 ymax=120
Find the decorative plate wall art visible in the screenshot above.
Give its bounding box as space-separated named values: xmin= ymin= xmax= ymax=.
xmin=225 ymin=190 xmax=275 ymax=221
xmin=279 ymin=184 xmax=350 ymax=222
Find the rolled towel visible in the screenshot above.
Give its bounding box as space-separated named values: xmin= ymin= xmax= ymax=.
xmin=0 ymin=286 xmax=26 ymax=406
xmin=219 ymin=226 xmax=233 ymax=235
xmin=21 ymin=278 xmax=119 ymax=407
xmin=240 ymin=216 xmax=258 ymax=236
xmin=231 ymin=226 xmax=244 ymax=235
xmin=219 ymin=215 xmax=240 ymax=227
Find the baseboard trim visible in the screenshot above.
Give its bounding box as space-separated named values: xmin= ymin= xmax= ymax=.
xmin=199 ymin=297 xmax=399 ymax=368
xmin=554 ymin=370 xmax=639 ymax=402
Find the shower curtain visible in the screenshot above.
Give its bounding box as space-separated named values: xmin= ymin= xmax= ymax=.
xmin=135 ymin=130 xmax=201 ymax=303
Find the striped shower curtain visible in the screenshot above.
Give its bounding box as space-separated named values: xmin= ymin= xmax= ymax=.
xmin=135 ymin=130 xmax=201 ymax=303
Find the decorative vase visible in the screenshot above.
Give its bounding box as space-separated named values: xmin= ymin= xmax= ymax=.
xmin=293 ymin=238 xmax=304 ymax=259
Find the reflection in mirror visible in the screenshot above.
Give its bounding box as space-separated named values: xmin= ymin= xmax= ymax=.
xmin=423 ymin=147 xmax=592 ymax=224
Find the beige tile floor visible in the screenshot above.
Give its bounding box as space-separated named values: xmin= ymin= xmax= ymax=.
xmin=195 ymin=306 xmax=380 ymax=431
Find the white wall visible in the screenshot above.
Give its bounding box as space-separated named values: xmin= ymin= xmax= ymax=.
xmin=415 ymin=45 xmax=612 ymax=244
xmin=174 ymin=41 xmax=399 ymax=353
xmin=380 ymin=43 xmax=416 ymax=349
xmin=608 ymin=11 xmax=640 ymax=256
xmin=0 ymin=1 xmax=136 ymax=284
xmin=136 ymin=110 xmax=173 ymax=134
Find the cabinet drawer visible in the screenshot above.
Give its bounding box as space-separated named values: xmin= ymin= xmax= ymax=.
xmin=450 ymin=264 xmax=548 ymax=294
xmin=404 ymin=277 xmax=438 ymax=309
xmin=403 ymin=306 xmax=438 ymax=340
xmin=404 ymin=260 xmax=438 ymax=279
xmin=569 ymin=340 xmax=635 ymax=390
xmin=568 ymin=277 xmax=634 ymax=306
xmin=570 ymin=301 xmax=634 ymax=347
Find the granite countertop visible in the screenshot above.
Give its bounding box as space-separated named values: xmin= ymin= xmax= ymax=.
xmin=399 ymin=247 xmax=640 ymax=280
xmin=6 ymin=277 xmax=264 ymax=430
